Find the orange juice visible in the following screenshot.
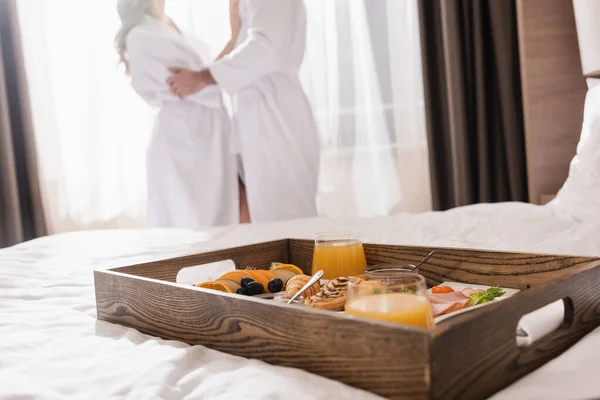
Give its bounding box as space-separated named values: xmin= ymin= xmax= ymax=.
xmin=345 ymin=293 xmax=434 ymax=328
xmin=312 ymin=239 xmax=367 ymax=279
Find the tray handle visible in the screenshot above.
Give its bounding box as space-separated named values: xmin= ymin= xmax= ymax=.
xmin=431 ymin=264 xmax=600 ymax=400
xmin=515 ymin=297 xmax=572 ymax=348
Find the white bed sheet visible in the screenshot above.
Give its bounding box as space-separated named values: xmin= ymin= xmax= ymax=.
xmin=1 ymin=202 xmax=600 ymax=400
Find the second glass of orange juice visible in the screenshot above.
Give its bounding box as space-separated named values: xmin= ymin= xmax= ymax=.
xmin=312 ymin=230 xmax=367 ymax=280
xmin=345 ymin=271 xmax=434 ymax=329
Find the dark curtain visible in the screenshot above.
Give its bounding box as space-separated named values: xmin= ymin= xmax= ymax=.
xmin=0 ymin=0 xmax=47 ymax=247
xmin=418 ymin=0 xmax=528 ymax=210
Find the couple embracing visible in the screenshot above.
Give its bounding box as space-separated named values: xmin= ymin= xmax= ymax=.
xmin=115 ymin=0 xmax=320 ymax=229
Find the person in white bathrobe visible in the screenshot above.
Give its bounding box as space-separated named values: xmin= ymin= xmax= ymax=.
xmin=167 ymin=0 xmax=321 ymax=224
xmin=115 ymin=0 xmax=241 ymax=229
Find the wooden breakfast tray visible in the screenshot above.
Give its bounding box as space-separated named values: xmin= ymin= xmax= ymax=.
xmin=94 ymin=239 xmax=600 ymax=400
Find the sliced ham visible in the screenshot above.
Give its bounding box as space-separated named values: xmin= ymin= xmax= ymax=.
xmin=427 ymin=291 xmax=470 ymax=317
xmin=427 ymin=291 xmax=469 ymax=304
xmin=431 ymin=302 xmax=464 ymax=316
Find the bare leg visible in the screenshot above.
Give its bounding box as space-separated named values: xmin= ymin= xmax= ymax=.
xmin=239 ymin=178 xmax=251 ymax=224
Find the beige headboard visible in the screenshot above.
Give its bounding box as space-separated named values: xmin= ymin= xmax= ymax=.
xmin=517 ymin=0 xmax=588 ymax=205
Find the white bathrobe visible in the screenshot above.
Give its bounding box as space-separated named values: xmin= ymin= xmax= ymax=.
xmin=127 ymin=16 xmax=238 ymax=229
xmin=209 ymin=0 xmax=321 ymax=223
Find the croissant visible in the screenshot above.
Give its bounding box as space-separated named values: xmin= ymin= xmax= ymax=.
xmin=285 ymin=274 xmax=321 ymax=298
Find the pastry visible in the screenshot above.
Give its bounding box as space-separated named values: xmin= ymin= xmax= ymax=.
xmin=304 ymin=276 xmax=364 ymax=311
xmin=304 ymin=288 xmax=346 ymax=311
xmin=322 ymin=276 xmax=364 ymax=293
xmin=285 ymin=274 xmax=320 ymax=298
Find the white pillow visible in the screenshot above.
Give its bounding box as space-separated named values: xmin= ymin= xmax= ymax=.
xmin=550 ymin=85 xmax=600 ymax=221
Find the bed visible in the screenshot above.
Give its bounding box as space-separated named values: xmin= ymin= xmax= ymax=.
xmin=1 ymin=201 xmax=599 ymax=400
xmin=2 ymin=78 xmax=599 ymax=400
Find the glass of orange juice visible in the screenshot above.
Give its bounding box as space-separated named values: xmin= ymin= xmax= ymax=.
xmin=345 ymin=271 xmax=434 ymax=329
xmin=312 ymin=230 xmax=367 ymax=280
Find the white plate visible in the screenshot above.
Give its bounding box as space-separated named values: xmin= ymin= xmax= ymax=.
xmin=428 ymin=282 xmax=520 ymax=323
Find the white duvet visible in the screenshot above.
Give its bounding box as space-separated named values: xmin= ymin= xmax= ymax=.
xmin=2 ymin=202 xmax=600 ymax=400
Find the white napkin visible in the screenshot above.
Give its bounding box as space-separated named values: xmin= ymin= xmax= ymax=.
xmin=175 ymin=259 xmax=237 ymax=286
xmin=516 ymin=300 xmax=565 ymax=348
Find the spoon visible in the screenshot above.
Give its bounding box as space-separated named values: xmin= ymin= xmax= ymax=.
xmin=411 ymin=250 xmax=436 ymax=271
xmin=287 ymin=270 xmax=324 ymax=304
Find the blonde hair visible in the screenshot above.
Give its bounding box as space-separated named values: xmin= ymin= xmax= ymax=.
xmin=114 ymin=0 xmax=163 ymax=73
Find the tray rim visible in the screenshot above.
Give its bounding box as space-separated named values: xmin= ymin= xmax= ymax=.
xmin=97 ymin=237 xmax=600 ymax=332
xmin=94 ymin=238 xmax=600 ymax=400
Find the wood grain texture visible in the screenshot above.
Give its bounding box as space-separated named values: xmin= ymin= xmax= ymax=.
xmin=517 ymin=0 xmax=588 ymax=204
xmin=95 ymin=270 xmax=430 ymax=400
xmin=112 ymin=240 xmax=289 ymax=282
xmin=431 ymin=265 xmax=600 ymax=400
xmin=290 ymin=239 xmax=600 ymax=289
xmin=95 ymin=239 xmax=600 ymax=399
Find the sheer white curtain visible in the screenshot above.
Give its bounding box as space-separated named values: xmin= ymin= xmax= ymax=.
xmin=18 ymin=0 xmax=429 ymax=234
xmin=301 ymin=0 xmax=431 ymax=217
xmin=17 ymin=0 xmax=155 ymax=233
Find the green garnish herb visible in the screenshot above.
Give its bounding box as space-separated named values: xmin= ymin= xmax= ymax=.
xmin=469 ymin=286 xmax=505 ymax=306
